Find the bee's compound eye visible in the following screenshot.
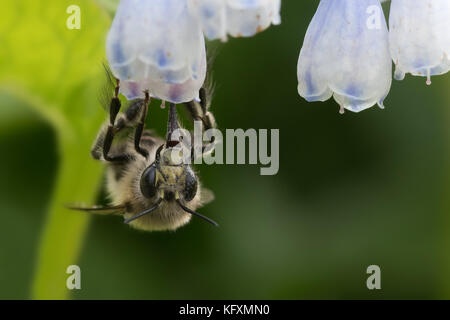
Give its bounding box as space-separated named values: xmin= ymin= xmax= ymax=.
xmin=183 ymin=167 xmax=198 ymax=202
xmin=140 ymin=165 xmax=157 ymax=199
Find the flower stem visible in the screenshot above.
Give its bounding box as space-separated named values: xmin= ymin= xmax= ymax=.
xmin=31 ymin=130 xmax=103 ymax=299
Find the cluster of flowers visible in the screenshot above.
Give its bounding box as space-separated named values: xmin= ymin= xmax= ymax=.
xmin=106 ymin=0 xmax=281 ymax=104
xmin=106 ymin=0 xmax=450 ymax=115
xmin=298 ymin=0 xmax=450 ymax=114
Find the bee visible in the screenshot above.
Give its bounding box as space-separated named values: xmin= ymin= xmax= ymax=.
xmin=70 ymin=74 xmax=218 ymax=231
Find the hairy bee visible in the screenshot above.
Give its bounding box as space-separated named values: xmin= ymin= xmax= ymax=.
xmin=71 ymin=76 xmax=218 ymax=231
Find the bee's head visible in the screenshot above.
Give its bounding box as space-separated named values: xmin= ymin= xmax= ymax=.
xmin=127 ymin=102 xmax=217 ymax=227
xmin=140 ymin=143 xmax=198 ymax=202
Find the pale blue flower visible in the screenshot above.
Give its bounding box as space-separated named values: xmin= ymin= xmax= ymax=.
xmin=297 ymin=0 xmax=392 ymax=113
xmin=188 ymin=0 xmax=281 ymax=41
xmin=389 ymin=0 xmax=450 ymax=85
xmin=106 ymin=0 xmax=206 ymax=103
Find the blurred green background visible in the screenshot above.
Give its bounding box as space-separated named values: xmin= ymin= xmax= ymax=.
xmin=1 ymin=0 xmax=449 ymax=299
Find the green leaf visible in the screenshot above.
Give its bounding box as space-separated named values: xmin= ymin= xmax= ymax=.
xmin=94 ymin=0 xmax=119 ymax=17
xmin=0 ymin=0 xmax=111 ymax=299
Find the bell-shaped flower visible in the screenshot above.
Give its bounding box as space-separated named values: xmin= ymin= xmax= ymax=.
xmin=389 ymin=0 xmax=450 ymax=85
xmin=187 ymin=0 xmax=281 ymax=41
xmin=106 ymin=0 xmax=206 ymax=103
xmin=297 ymin=0 xmax=392 ymax=113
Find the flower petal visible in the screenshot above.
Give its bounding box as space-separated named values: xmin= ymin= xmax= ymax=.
xmin=297 ymin=0 xmax=392 ymax=113
xmin=106 ymin=0 xmax=206 ymax=102
xmin=119 ymin=45 xmax=206 ymax=103
xmin=188 ymin=0 xmax=281 ymax=41
xmin=389 ymin=0 xmax=450 ymax=84
xmin=226 ymin=0 xmax=282 ymax=38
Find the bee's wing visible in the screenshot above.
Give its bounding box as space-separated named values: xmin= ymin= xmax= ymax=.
xmin=66 ymin=204 xmax=126 ymax=215
xmin=200 ymin=188 xmax=215 ymax=206
xmin=98 ymin=63 xmax=116 ymax=113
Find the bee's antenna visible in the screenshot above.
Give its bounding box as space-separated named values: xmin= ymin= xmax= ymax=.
xmin=124 ymin=198 xmax=163 ymax=224
xmin=176 ymin=200 xmax=219 ymax=227
xmin=166 ymin=103 xmax=180 ymax=146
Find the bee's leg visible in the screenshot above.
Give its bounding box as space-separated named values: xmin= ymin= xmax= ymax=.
xmin=92 ymin=120 xmax=131 ymax=162
xmin=101 ymin=79 xmax=133 ymax=163
xmin=184 ymin=88 xmax=214 ymax=127
xmin=102 ymin=126 xmax=130 ymax=162
xmin=92 ymin=79 xmax=132 ymax=163
xmin=166 ymin=102 xmax=180 ymax=143
xmin=183 ymin=88 xmax=217 ymax=158
xmin=133 ymin=91 xmax=150 ymax=159
xmin=109 ymin=78 xmax=122 ymax=126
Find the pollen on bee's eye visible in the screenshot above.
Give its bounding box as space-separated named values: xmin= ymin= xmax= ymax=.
xmin=297 ymin=0 xmax=392 ymax=114
xmin=187 ymin=0 xmax=282 ymax=41
xmin=106 ymin=0 xmax=207 ymax=103
xmin=389 ymin=0 xmax=450 ymax=85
